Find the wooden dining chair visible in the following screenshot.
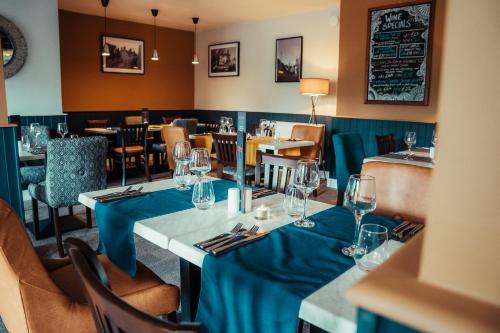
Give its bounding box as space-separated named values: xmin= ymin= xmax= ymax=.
xmin=124 ymin=116 xmax=144 ymax=125
xmin=65 ymin=238 xmax=201 ymax=333
xmin=86 ymin=119 xmax=111 ymax=128
xmin=255 ymin=152 xmax=301 ymax=193
xmin=162 ymin=116 xmax=175 ymax=125
xmin=376 ymin=133 xmax=396 ymax=155
xmin=290 ymin=124 xmax=326 ymax=178
xmin=212 ymin=132 xmax=254 ymax=182
xmin=112 ymin=124 xmax=151 ymax=186
xmin=173 ymin=118 xmax=199 ymax=135
xmin=160 ymin=126 xmax=189 ymax=170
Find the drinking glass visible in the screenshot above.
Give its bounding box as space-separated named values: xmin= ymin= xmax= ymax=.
xmin=431 ymin=129 xmax=437 ymax=146
xmin=255 ymin=128 xmax=262 ymax=137
xmin=30 ymin=123 xmax=41 ymax=148
xmin=192 ymin=179 xmax=215 ymax=210
xmin=173 ymin=163 xmax=192 ymax=191
xmin=219 ymin=117 xmax=228 ymax=133
xmin=57 ymin=122 xmax=68 ymax=138
xmin=404 ymin=131 xmax=417 ymax=159
xmin=21 ymin=135 xmax=30 ymax=151
xmin=259 ymin=119 xmax=268 ymax=134
xmin=173 ymin=141 xmax=192 ymax=163
xmin=226 ymin=117 xmax=233 ymax=129
xmin=283 ymin=185 xmax=305 ymax=218
xmin=189 ymin=148 xmax=211 ymax=180
xmin=342 ymin=174 xmax=377 ymax=256
xmin=273 ymin=130 xmax=281 ymax=143
xmin=293 ymin=160 xmax=320 ymax=228
xmin=353 ymin=224 xmax=389 ymax=272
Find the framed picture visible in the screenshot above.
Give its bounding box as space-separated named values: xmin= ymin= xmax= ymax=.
xmin=101 ymin=35 xmax=144 ymax=74
xmin=208 ymin=42 xmax=240 ymax=77
xmin=365 ymin=1 xmax=434 ymax=105
xmin=275 ymin=36 xmax=303 ymax=82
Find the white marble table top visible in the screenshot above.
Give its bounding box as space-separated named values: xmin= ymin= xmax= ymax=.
xmin=258 ymin=140 xmax=315 ymax=152
xmin=364 ymin=149 xmax=434 ymax=168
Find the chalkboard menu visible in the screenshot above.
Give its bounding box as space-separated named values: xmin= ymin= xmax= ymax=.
xmin=366 ymin=1 xmax=434 ymax=105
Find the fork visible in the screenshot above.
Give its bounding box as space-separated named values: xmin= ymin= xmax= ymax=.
xmin=197 ymin=223 xmax=243 ymax=248
xmin=205 ymin=226 xmax=259 ymax=252
xmin=210 ymin=226 xmax=260 ymax=254
xmin=94 ymin=186 xmax=132 ymax=199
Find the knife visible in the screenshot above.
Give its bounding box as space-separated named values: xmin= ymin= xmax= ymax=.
xmin=211 ymin=232 xmax=270 ymax=255
xmin=390 ymin=220 xmax=411 ymax=237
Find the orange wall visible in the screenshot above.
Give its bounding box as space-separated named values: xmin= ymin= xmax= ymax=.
xmin=336 ymin=0 xmax=445 ymax=122
xmin=59 ymin=10 xmax=194 ymax=112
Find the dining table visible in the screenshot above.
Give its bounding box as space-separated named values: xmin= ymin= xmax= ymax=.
xmin=364 ymin=148 xmax=434 ymax=168
xmin=78 ymin=177 xmax=403 ymax=333
xmin=84 ymin=124 xmax=164 ymax=135
xmin=18 ymin=141 xmax=46 ymax=162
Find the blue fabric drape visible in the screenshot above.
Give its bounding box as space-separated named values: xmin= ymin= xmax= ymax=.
xmin=196 ymin=206 xmax=397 ymax=333
xmin=95 ymin=179 xmax=235 ymax=276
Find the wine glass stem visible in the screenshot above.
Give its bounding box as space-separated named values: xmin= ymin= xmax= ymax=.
xmin=302 ymin=192 xmax=309 ymax=220
xmin=353 ymin=211 xmax=363 ymax=246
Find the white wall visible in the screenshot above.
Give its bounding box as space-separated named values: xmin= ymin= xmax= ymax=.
xmin=0 ymin=0 xmax=62 ymax=116
xmin=194 ymin=7 xmax=340 ymax=116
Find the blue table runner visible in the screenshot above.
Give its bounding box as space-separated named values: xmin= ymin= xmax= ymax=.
xmin=196 ymin=206 xmax=398 ymax=333
xmin=95 ymin=179 xmax=235 ymax=276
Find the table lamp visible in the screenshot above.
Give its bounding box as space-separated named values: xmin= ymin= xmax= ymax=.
xmin=300 ymin=78 xmax=330 ymax=124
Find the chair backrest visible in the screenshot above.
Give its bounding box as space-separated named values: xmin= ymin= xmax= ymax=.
xmin=119 ymin=124 xmax=149 ymax=148
xmin=87 ymin=119 xmax=111 ymax=128
xmin=22 ymin=125 xmax=50 ymax=145
xmin=203 ymin=120 xmax=220 ymax=133
xmin=161 ymin=126 xmax=189 ymax=169
xmin=361 ymin=161 xmax=432 ymax=224
xmin=255 ymin=152 xmax=300 ymax=193
xmin=45 ymin=136 xmax=107 ymax=208
xmin=65 ymin=238 xmax=201 ymax=333
xmin=291 ymin=124 xmax=325 ymax=160
xmin=162 ymin=116 xmax=175 ymax=125
xmin=212 ymin=132 xmax=237 ymax=166
xmin=173 ymin=118 xmax=198 ymax=135
xmin=124 ymin=116 xmax=143 ymax=125
xmin=332 ymin=132 xmax=366 ymax=193
xmin=376 ymin=133 xmax=396 ymax=155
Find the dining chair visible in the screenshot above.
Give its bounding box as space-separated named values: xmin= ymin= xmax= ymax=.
xmin=112 ymin=124 xmax=151 ymax=186
xmin=28 ymin=136 xmax=108 ymax=255
xmin=160 ymin=125 xmax=189 ymax=170
xmin=162 ymin=116 xmax=175 ymax=125
xmin=0 ymin=199 xmax=181 ymax=333
xmin=86 ymin=119 xmax=111 ymax=128
xmin=361 ymin=161 xmax=432 ymax=224
xmin=376 ymin=133 xmax=396 ymax=155
xmin=255 ymin=152 xmax=300 ymax=193
xmin=124 ymin=116 xmax=144 ymax=125
xmin=212 ymin=132 xmax=254 ymax=182
xmin=290 ymin=124 xmax=327 ymax=179
xmin=65 ymin=238 xmax=201 ymax=333
xmin=332 ymin=133 xmax=366 ymax=206
xmin=173 ymin=118 xmax=198 ymax=135
xmin=20 ymin=165 xmax=46 ymax=188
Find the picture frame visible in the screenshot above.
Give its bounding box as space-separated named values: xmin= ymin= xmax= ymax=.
xmin=365 ymin=0 xmax=434 ymax=105
xmin=101 ymin=35 xmax=145 ymax=74
xmin=275 ymin=36 xmax=303 ymax=83
xmin=208 ymin=41 xmax=240 ymax=77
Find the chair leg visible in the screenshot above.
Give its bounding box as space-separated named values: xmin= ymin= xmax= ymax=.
xmin=86 ymin=207 xmax=92 ymax=228
xmin=52 ymin=208 xmax=64 ymax=257
xmin=31 ymin=198 xmax=40 ymax=240
xmin=121 ymin=153 xmax=127 ymax=186
xmin=144 ymin=154 xmax=152 ymax=182
xmin=68 ymin=206 xmax=73 ymax=216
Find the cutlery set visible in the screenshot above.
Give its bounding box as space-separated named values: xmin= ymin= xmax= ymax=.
xmin=194 ymin=224 xmax=269 ymax=255
xmin=252 ymin=188 xmax=276 ymax=199
xmin=390 ymin=221 xmax=424 ymax=242
xmin=93 ymin=186 xmax=146 ymax=203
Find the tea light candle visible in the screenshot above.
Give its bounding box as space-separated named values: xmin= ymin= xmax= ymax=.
xmin=227 ymin=188 xmax=239 ymax=214
xmin=244 ymin=188 xmax=252 ymax=212
xmin=255 ymin=205 xmax=270 ymax=220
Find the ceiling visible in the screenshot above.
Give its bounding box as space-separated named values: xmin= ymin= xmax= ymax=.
xmin=58 ymin=0 xmax=339 ymax=31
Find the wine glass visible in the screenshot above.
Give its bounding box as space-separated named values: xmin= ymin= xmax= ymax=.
xmin=342 ymin=174 xmax=377 ymax=257
xmin=353 ymin=224 xmax=389 ymax=272
xmin=293 ymin=160 xmax=320 ymax=228
xmin=283 ymin=185 xmax=305 ymax=218
xmin=226 ymin=117 xmax=233 ymax=129
xmin=173 ymin=163 xmax=192 ymax=191
xmin=30 ymin=123 xmax=41 ymax=148
xmin=404 ymin=131 xmax=417 ymax=159
xmin=259 ymin=119 xmax=268 ymax=135
xmin=173 ymin=141 xmax=192 ymax=163
xmin=192 ymin=179 xmax=215 ymax=210
xmin=189 ymin=148 xmax=211 ymax=180
xmin=57 ymin=122 xmax=68 ymax=138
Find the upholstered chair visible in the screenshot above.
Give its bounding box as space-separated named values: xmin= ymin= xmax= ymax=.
xmin=0 ymin=199 xmax=180 ymax=333
xmin=160 ymin=125 xmax=189 ymax=170
xmin=332 ymin=133 xmax=366 ymax=205
xmin=361 ymin=161 xmax=432 ymax=224
xmin=19 ymin=125 xmax=51 ymax=188
xmin=29 ymin=136 xmax=108 ymax=256
xmin=172 ymin=118 xmax=198 ymax=135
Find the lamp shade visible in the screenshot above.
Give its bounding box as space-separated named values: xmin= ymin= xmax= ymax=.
xmin=300 ymin=78 xmax=330 ymax=96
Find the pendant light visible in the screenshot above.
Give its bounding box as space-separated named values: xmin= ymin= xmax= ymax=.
xmin=192 ymin=17 xmax=199 ymax=64
xmin=151 ymin=9 xmax=159 ymax=61
xmin=101 ymin=0 xmax=110 ymax=56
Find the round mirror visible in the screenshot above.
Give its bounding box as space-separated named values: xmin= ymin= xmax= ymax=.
xmin=0 ymin=15 xmax=27 ymax=78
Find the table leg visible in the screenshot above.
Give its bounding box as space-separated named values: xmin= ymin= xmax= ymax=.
xmin=180 ymin=258 xmax=201 ymax=322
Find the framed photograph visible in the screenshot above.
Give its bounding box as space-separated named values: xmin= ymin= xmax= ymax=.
xmin=275 ymin=36 xmax=303 ymax=82
xmin=208 ymin=42 xmax=240 ymax=77
xmin=101 ymin=35 xmax=144 ymax=74
xmin=365 ymin=1 xmax=434 ymax=105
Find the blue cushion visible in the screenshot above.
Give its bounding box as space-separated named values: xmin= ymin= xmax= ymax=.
xmin=333 ymin=133 xmax=366 ymax=192
xmin=20 ymin=166 xmax=46 ymax=187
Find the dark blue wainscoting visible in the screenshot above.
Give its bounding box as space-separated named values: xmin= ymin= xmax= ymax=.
xmin=0 ymin=126 xmax=24 ymax=220
xmin=357 ymin=308 xmax=420 ymax=333
xmin=16 ymin=114 xmax=68 ymax=129
xmin=63 ymin=110 xmax=435 ymax=179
